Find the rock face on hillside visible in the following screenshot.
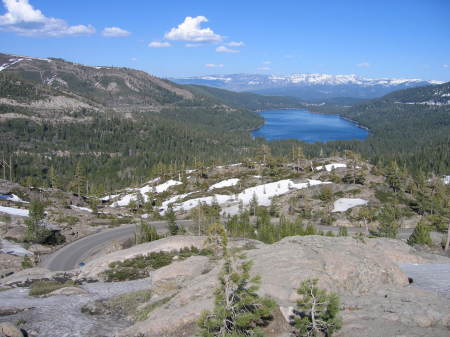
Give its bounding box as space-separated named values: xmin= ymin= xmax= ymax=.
xmin=78 ymin=236 xmax=208 ymax=280
xmin=117 ymin=235 xmax=450 ymax=337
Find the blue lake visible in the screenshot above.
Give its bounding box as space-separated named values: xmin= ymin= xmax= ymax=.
xmin=252 ymin=109 xmax=368 ymax=143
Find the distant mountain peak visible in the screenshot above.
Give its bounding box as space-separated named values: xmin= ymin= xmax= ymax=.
xmin=173 ymin=73 xmax=444 ymax=100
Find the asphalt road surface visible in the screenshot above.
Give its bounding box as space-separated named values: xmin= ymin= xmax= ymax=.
xmin=41 ymin=220 xmax=193 ymax=271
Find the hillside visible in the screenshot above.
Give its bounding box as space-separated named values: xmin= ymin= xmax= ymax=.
xmin=0 ymin=53 xmax=273 ymax=191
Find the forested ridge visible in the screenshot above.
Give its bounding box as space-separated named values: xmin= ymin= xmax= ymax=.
xmin=0 ymin=53 xmax=449 ymax=193
xmin=274 ymin=82 xmax=450 ymax=176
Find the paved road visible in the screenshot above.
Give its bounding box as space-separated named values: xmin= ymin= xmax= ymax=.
xmin=400 ymin=263 xmax=450 ymax=299
xmin=41 ymin=220 xmax=193 ymax=271
xmin=41 ymin=220 xmax=414 ymax=272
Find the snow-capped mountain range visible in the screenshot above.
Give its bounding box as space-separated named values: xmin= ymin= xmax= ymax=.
xmin=173 ymin=73 xmax=444 ymax=100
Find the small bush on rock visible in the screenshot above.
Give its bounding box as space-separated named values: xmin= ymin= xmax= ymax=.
xmin=198 ymin=224 xmax=275 ymax=337
xmin=291 ymin=279 xmax=342 ymax=337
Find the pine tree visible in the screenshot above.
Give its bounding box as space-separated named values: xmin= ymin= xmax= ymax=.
xmin=407 ymin=220 xmax=432 ymax=246
xmin=135 ymin=221 xmax=160 ymax=244
xmin=25 ymin=199 xmax=51 ymax=244
xmin=48 ymin=166 xmax=58 ymax=189
xmin=72 ymin=161 xmax=86 ymax=195
xmin=198 ymin=225 xmax=275 ymax=336
xmin=292 ymin=279 xmax=342 ymax=337
xmin=249 ymin=192 xmax=258 ymax=216
xmin=166 ymin=205 xmax=179 ymax=235
xmin=338 ymin=227 xmax=348 ymax=237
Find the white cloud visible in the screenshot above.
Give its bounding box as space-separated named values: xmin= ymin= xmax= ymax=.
xmin=165 ymin=16 xmax=222 ymax=43
xmin=186 ymin=43 xmax=202 ymax=47
xmin=216 ymin=45 xmax=239 ymax=53
xmin=357 ymin=62 xmax=370 ymax=67
xmin=148 ymin=41 xmax=171 ymax=48
xmin=102 ymin=26 xmax=130 ymax=37
xmin=205 ymin=63 xmax=224 ymax=68
xmin=0 ymin=0 xmax=95 ymax=36
xmin=131 ymin=57 xmax=138 ymax=61
xmin=227 ymin=41 xmax=244 ymax=47
xmin=443 ymin=64 xmax=449 ymax=68
xmin=262 ymin=61 xmax=272 ymax=65
xmin=257 ymin=66 xmax=271 ymax=71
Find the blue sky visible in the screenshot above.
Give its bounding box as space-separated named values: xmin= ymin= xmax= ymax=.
xmin=0 ymin=0 xmax=449 ymax=80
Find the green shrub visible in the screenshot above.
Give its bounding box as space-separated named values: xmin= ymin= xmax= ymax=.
xmin=21 ymin=256 xmax=33 ymax=269
xmin=29 ymin=280 xmax=76 ymax=297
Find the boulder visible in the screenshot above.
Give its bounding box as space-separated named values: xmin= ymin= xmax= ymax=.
xmin=248 ymin=236 xmax=409 ymax=304
xmin=47 ymin=286 xmax=88 ymax=296
xmin=0 ymin=322 xmax=24 ymax=337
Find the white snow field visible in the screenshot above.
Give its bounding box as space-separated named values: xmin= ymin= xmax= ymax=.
xmin=162 ymin=179 xmax=329 ymax=215
xmin=0 ymin=239 xmax=33 ymax=256
xmin=0 ymin=205 xmax=29 ymax=217
xmin=315 ymin=163 xmax=347 ymax=171
xmin=332 ymin=198 xmax=368 ymax=212
xmin=111 ymin=179 xmax=182 ymax=207
xmin=208 ymin=178 xmax=240 ymax=190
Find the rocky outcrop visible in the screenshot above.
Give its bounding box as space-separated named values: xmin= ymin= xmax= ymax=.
xmin=0 ymin=322 xmax=25 ymax=337
xmin=117 ymin=236 xmax=450 ymax=337
xmin=0 ymin=267 xmax=76 ymax=287
xmin=77 ymin=236 xmax=208 ymax=280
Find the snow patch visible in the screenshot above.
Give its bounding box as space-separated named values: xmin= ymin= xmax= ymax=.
xmin=71 ymin=205 xmax=93 ymax=213
xmin=332 ymin=198 xmax=368 ymax=212
xmin=208 ymin=178 xmax=239 ymax=190
xmin=0 ymin=205 xmax=29 ymax=217
xmin=163 ymin=179 xmax=329 ymax=215
xmin=0 ymin=194 xmax=28 ymax=203
xmin=315 ymin=163 xmax=347 ymax=172
xmin=0 ymin=239 xmax=33 ymax=257
xmin=111 ymin=180 xmax=182 ymax=207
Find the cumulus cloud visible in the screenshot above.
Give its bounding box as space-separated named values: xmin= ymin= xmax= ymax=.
xmin=357 ymin=62 xmax=370 ymax=67
xmin=227 ymin=41 xmax=244 ymax=47
xmin=0 ymin=0 xmax=95 ymax=36
xmin=205 ymin=63 xmax=224 ymax=68
xmin=148 ymin=41 xmax=171 ymax=48
xmin=165 ymin=16 xmax=222 ymax=43
xmin=102 ymin=26 xmax=130 ymax=37
xmin=216 ymin=45 xmax=239 ymax=53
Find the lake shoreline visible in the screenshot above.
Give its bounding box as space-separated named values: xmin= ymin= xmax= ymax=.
xmin=252 ymin=108 xmax=369 ymax=143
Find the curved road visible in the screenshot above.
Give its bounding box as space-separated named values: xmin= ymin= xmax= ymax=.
xmin=41 ymin=220 xmax=414 ymax=271
xmin=41 ymin=220 xmax=193 ymax=271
